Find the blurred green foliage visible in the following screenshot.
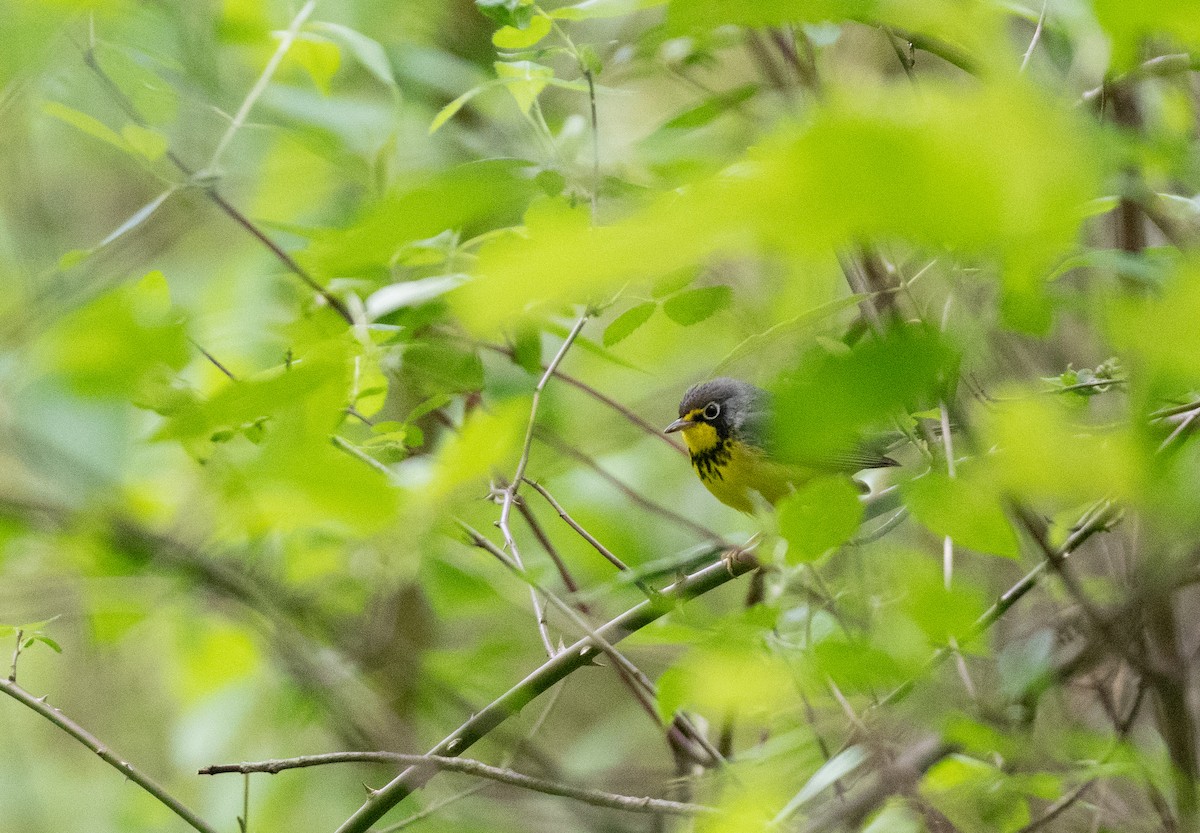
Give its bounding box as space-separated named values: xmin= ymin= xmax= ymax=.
xmin=2 ymin=0 xmax=1200 ymax=832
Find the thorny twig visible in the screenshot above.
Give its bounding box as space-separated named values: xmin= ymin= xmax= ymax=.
xmin=200 ymin=752 xmax=717 ymax=817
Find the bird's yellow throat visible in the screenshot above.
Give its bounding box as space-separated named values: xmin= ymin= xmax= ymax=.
xmin=677 ymin=416 xmax=721 ymax=457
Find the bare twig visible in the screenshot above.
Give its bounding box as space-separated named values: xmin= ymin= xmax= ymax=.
xmin=333 ymin=546 xmax=758 ymax=833
xmin=76 ymin=36 xmax=353 ymax=323
xmin=379 ymin=683 xmax=566 ymax=831
xmin=521 ymin=479 xmax=628 ymax=573
xmin=1081 ymin=53 xmax=1200 ymax=104
xmin=801 ymin=738 xmax=955 ymax=832
xmin=1019 ymin=0 xmax=1049 ymax=73
xmin=498 ymin=316 xmax=589 ymax=555
xmin=878 ymin=501 xmax=1120 ymax=708
xmin=583 ymin=68 xmax=600 ymax=224
xmin=207 ymin=1 xmax=317 ymax=170
xmin=472 ymin=338 xmax=686 ymax=454
xmin=515 ymin=496 xmax=586 ymax=602
xmin=189 ymin=339 xmax=238 ymax=381
xmin=1 ymin=677 xmax=220 ymax=833
xmin=534 ymin=429 xmax=724 ymax=544
xmin=200 ymin=752 xmax=716 ymax=817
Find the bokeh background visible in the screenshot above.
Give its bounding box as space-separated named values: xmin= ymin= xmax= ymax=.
xmin=3 ymin=1 xmax=1200 ymax=831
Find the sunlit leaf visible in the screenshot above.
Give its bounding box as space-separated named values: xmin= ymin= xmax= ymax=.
xmin=493 ymin=14 xmax=552 ymax=48
xmin=495 ymin=60 xmax=554 ymax=114
xmin=288 ymin=32 xmax=342 ymax=95
xmin=120 ymin=123 xmax=167 ymax=161
xmin=603 ymin=302 xmax=656 ymax=346
xmin=983 ymin=394 xmax=1143 ymax=505
xmin=43 ymin=101 xmax=131 ymax=155
xmin=476 ymin=0 xmax=536 ymax=29
xmin=903 ymin=466 xmax=1020 ymax=559
xmin=39 ymin=280 xmax=189 ymax=400
xmin=662 ymin=285 xmax=731 ymax=325
xmin=310 ymin=21 xmax=396 ymax=89
xmin=777 ymin=477 xmax=864 ymax=563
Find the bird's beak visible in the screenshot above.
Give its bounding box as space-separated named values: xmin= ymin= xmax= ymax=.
xmin=663 ymin=417 xmax=694 ymax=434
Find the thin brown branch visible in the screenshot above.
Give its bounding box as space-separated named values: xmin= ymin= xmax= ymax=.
xmin=514 ymin=495 xmax=587 ymax=605
xmin=534 ymin=428 xmax=725 ymax=544
xmin=76 ymin=39 xmax=353 ymax=323
xmin=521 ymin=477 xmax=660 ymax=601
xmin=474 ymin=338 xmax=686 ymax=455
xmin=1 ymin=677 xmax=220 ymax=833
xmin=200 ymin=752 xmax=717 ymax=817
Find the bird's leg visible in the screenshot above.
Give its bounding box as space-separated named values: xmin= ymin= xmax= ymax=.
xmin=721 ymin=532 xmax=763 ymax=576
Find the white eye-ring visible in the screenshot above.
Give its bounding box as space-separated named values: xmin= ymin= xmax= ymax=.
xmin=703 ymin=401 xmax=721 ymax=420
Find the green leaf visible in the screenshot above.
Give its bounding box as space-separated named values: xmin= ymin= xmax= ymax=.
xmin=33 ymin=635 xmax=63 ymax=654
xmin=493 ymin=14 xmax=552 ymax=48
xmin=903 ymin=468 xmax=1020 ymax=559
xmin=476 ymin=0 xmax=535 ymax=28
xmin=494 ymin=60 xmax=554 ymax=114
xmin=777 ymin=477 xmax=864 ymax=563
xmin=43 ymin=101 xmax=130 ymax=155
xmin=651 ymin=268 xmax=698 ymax=298
xmin=668 ymin=0 xmax=878 ymax=30
xmin=603 ymin=302 xmax=656 ymax=346
xmin=39 ymin=279 xmax=190 ymax=400
xmin=289 ymin=32 xmax=342 ymax=95
xmin=429 ymin=81 xmax=501 ymax=134
xmin=776 ymin=746 xmax=868 ymax=816
xmin=662 ymin=285 xmax=731 ymax=325
xmin=156 ymin=359 xmax=344 ymax=443
xmin=509 ymin=326 xmax=543 ymax=375
xmin=304 ymin=159 xmax=542 ymax=276
xmin=773 ymin=324 xmax=955 ymax=465
xmin=812 ymin=639 xmax=908 ymax=693
xmin=1093 ymin=0 xmax=1200 ymax=68
xmin=93 ymin=43 xmax=180 ymax=126
xmin=310 ymin=22 xmax=397 ymax=89
xmin=121 ymin=123 xmax=168 ymax=161
xmin=997 ymin=629 xmax=1055 ymax=700
xmin=902 ymin=576 xmax=988 ymax=644
xmin=661 ymin=84 xmax=757 ymax=130
xmin=403 ymin=343 xmax=484 ymax=393
xmin=365 ymin=274 xmax=468 ymax=320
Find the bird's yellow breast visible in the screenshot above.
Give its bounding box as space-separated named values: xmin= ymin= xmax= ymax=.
xmin=679 ymin=422 xmax=794 ymax=514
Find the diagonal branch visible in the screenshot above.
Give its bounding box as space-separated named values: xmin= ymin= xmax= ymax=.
xmin=0 ymin=677 xmax=220 ymax=833
xmin=76 ymin=34 xmax=353 ymax=323
xmin=207 ymin=0 xmax=317 ymax=171
xmin=332 ymin=547 xmax=758 ymax=833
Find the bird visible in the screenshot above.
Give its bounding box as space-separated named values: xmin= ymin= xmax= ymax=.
xmin=664 ymin=377 xmax=898 ymax=514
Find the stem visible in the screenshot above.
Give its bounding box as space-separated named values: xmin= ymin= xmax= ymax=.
xmin=201 ymin=752 xmax=717 ymax=817
xmin=0 ymin=677 xmax=221 ymax=833
xmin=332 ymin=549 xmax=757 ymax=833
xmin=208 ymin=0 xmax=318 ymax=170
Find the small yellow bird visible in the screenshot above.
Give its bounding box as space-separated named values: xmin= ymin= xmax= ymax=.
xmin=664 ymin=377 xmax=897 ymax=513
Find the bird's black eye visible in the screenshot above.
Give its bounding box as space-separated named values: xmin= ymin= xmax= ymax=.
xmin=703 ymin=401 xmax=721 ymax=421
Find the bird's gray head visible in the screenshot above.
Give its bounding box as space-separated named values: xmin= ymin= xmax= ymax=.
xmin=665 ymin=377 xmax=769 ymax=439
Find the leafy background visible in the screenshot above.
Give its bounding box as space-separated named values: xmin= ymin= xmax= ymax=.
xmin=2 ymin=0 xmax=1200 ymax=831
